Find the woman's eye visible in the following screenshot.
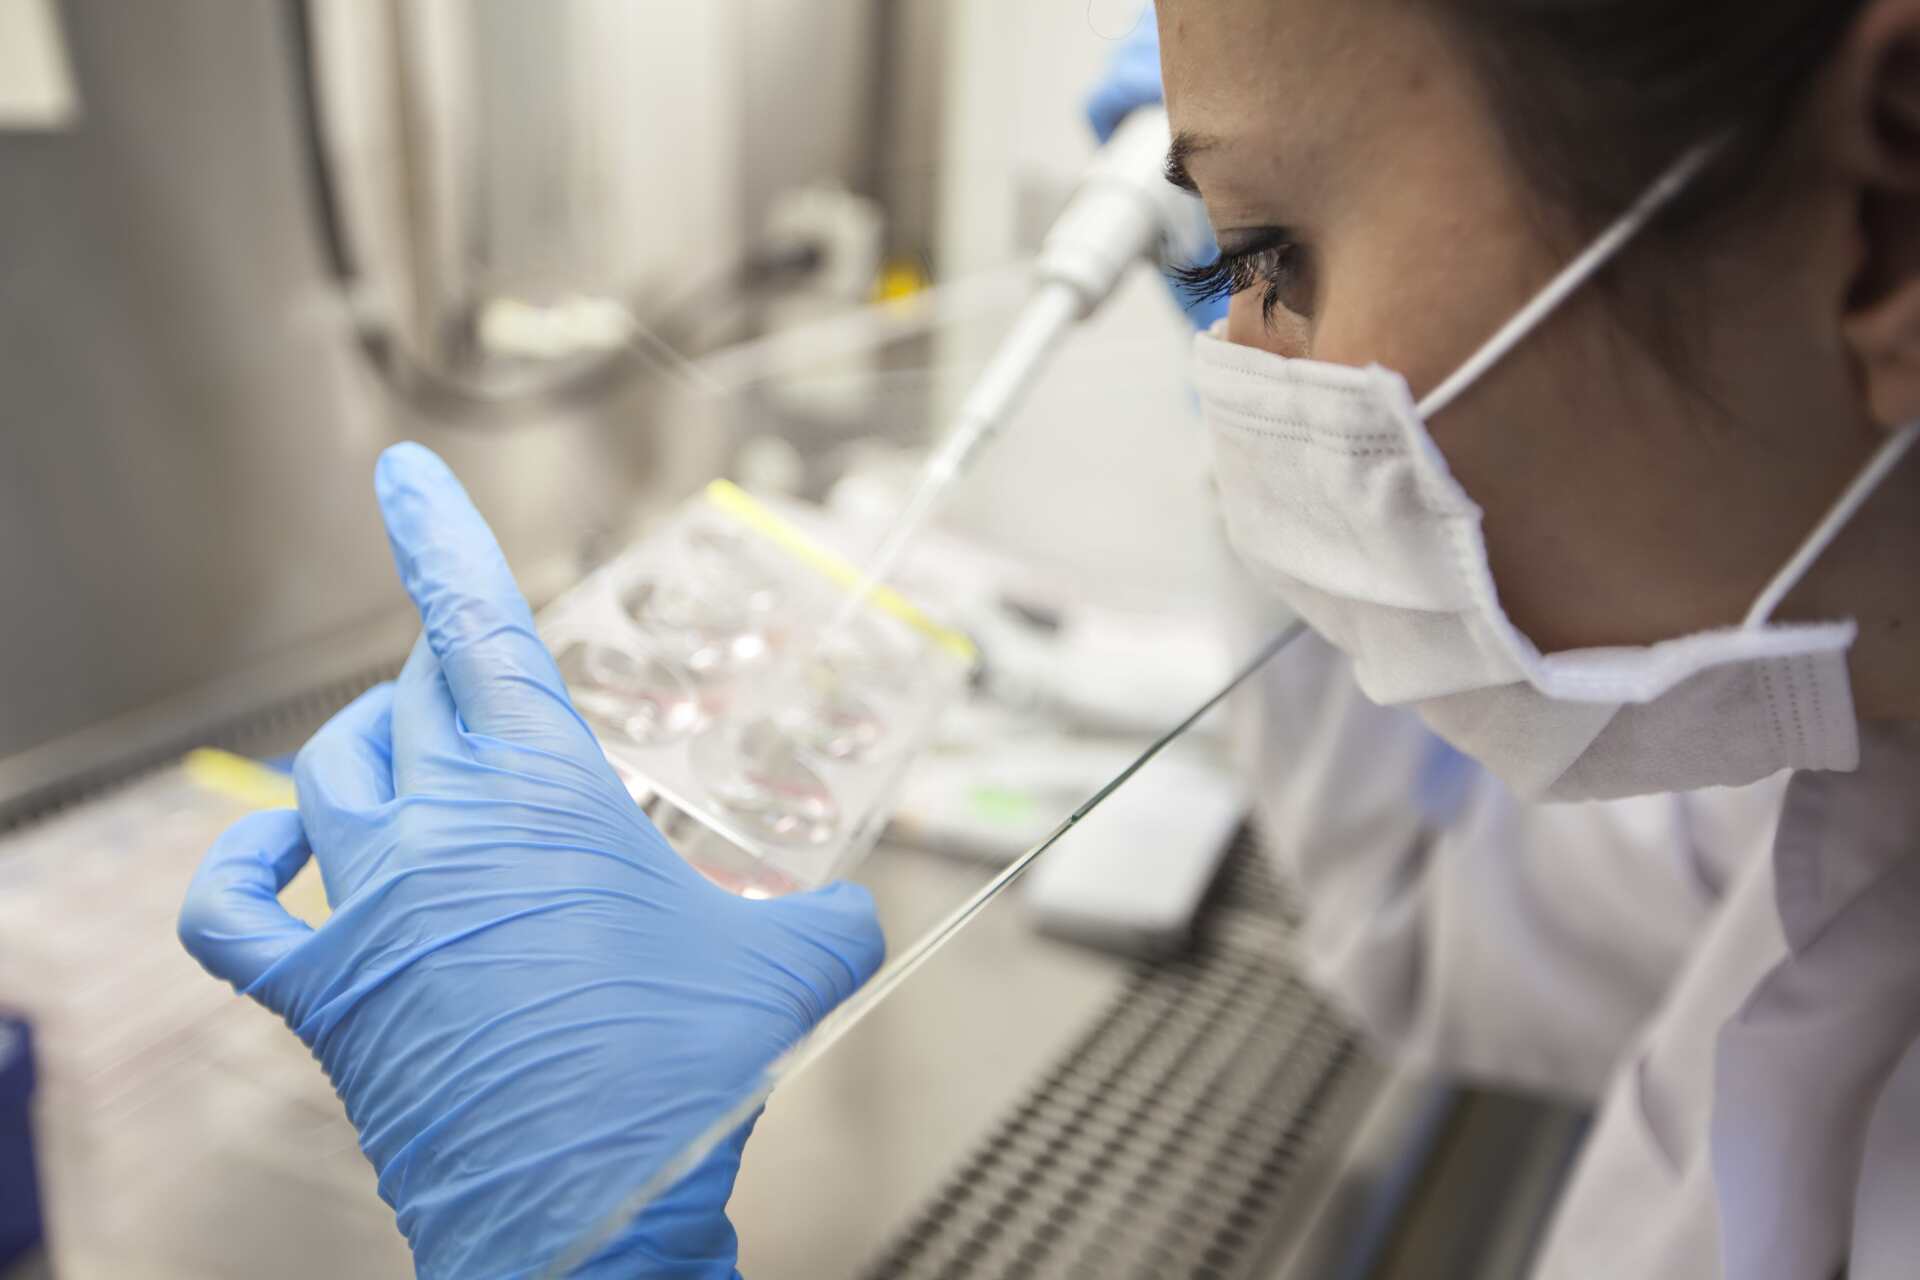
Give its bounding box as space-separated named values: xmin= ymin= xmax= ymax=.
xmin=1173 ymin=238 xmax=1316 ymax=324
xmin=1246 ymin=246 xmax=1307 ymax=322
xmin=1247 ymin=244 xmax=1318 ymax=323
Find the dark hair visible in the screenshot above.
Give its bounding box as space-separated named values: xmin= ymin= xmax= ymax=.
xmin=1442 ymin=0 xmax=1870 ymax=235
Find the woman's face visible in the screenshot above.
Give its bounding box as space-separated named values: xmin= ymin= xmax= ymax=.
xmin=1157 ymin=0 xmax=1914 ymax=699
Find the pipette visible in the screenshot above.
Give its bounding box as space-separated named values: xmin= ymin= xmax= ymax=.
xmin=825 ymin=106 xmax=1211 ymax=635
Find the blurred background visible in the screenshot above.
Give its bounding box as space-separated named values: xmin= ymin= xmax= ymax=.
xmin=0 ymin=3 xmax=1584 ymax=1277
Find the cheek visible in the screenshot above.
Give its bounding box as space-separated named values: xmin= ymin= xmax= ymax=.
xmin=1224 ymin=293 xmax=1311 ymax=358
xmin=1222 ymin=242 xmax=1714 ymax=653
xmin=1305 ymin=243 xmax=1480 ymax=395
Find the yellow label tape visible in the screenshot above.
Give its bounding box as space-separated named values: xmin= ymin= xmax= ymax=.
xmin=182 ymin=748 xmax=331 ymax=928
xmin=702 ymin=479 xmax=979 ymax=668
xmin=183 ymin=747 xmax=296 ymax=809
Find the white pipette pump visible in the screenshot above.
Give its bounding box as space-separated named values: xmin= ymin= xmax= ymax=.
xmin=933 ymin=104 xmax=1210 ymax=488
xmin=829 ymin=107 xmax=1210 ymax=631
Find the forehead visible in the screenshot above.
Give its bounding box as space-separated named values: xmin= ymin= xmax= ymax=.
xmin=1158 ymin=0 xmax=1378 ymax=82
xmin=1158 ymin=0 xmax=1408 ymax=119
xmin=1157 ymin=0 xmax=1485 ymax=214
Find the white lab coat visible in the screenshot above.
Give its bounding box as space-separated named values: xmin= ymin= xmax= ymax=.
xmin=1238 ymin=626 xmax=1920 ymax=1280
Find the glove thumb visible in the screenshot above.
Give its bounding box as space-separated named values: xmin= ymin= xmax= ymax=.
xmin=179 ymin=809 xmax=317 ymax=1005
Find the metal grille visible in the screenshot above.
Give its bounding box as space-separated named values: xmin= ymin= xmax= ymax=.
xmin=0 ymin=661 xmax=398 ymax=835
xmin=198 ymin=662 xmax=405 ymax=759
xmin=1203 ymin=825 xmax=1301 ymax=927
xmin=862 ymin=836 xmax=1382 ymax=1280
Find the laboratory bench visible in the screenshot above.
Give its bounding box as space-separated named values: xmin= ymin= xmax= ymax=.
xmin=738 ymin=835 xmax=1587 ymax=1280
xmin=0 ymin=691 xmax=1584 ymax=1280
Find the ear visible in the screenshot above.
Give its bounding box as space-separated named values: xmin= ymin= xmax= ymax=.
xmin=1838 ymin=0 xmax=1920 ymax=431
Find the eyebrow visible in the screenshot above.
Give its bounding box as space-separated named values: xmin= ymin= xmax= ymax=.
xmin=1164 ymin=130 xmax=1216 ymax=193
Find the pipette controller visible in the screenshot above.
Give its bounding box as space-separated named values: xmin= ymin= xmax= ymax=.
xmin=829 ymin=106 xmax=1210 ymax=632
xmin=940 ymin=106 xmax=1210 ymax=478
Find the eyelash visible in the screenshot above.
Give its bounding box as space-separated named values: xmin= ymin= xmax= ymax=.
xmin=1171 ymin=240 xmax=1299 ymax=323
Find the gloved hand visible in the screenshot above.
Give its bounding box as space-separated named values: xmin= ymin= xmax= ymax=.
xmin=1082 ymin=2 xmax=1227 ymax=329
xmin=179 ymin=443 xmax=885 ymax=1279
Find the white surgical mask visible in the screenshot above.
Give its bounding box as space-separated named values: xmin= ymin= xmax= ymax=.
xmin=1193 ymin=146 xmax=1920 ymax=801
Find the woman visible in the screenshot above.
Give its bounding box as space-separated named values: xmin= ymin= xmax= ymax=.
xmin=1158 ymin=3 xmax=1920 ymax=1278
xmin=179 ymin=1 xmax=1920 ymax=1276
xmin=1093 ymin=0 xmax=1793 ymax=1124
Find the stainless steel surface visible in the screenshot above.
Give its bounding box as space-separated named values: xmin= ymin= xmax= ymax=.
xmin=843 ymin=816 xmax=1396 ymax=1280
xmin=731 ymin=843 xmax=1129 ymax=1277
xmin=3 ymin=767 xmax=1126 ymax=1280
xmin=0 ymin=0 xmax=723 ymax=769
xmin=2 ymin=724 xmax=1582 ymax=1280
xmin=1360 ymin=1089 xmax=1590 ymax=1280
xmin=853 ymin=922 xmax=1380 ymax=1280
xmin=1263 ymin=1074 xmax=1458 ymax=1280
xmin=300 ymin=1 xmax=758 ymax=412
xmin=0 ymin=617 xmax=409 ymax=831
xmin=3 ymin=0 xmax=927 ymax=783
xmin=736 ymin=824 xmax=1585 ymax=1280
xmin=863 ymin=0 xmax=944 ymax=267
xmin=734 ymin=832 xmax=1430 ymax=1280
xmin=740 ymin=833 xmax=1580 ymax=1280
xmin=740 ymin=1 xmax=877 ymax=239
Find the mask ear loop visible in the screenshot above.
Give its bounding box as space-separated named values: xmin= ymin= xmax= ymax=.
xmin=1743 ymin=421 xmax=1920 ymax=628
xmin=1407 ymin=137 xmax=1915 ymax=635
xmin=1417 ymin=141 xmax=1722 ymax=420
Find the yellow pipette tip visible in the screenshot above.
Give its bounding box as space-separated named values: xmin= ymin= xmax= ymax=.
xmin=702 ymin=479 xmax=979 ymax=667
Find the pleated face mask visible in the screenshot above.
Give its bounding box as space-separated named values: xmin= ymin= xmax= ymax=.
xmin=1193 ymin=145 xmax=1920 ymax=801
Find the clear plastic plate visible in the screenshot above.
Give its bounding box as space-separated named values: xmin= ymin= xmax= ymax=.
xmin=539 ymin=480 xmax=977 ymax=895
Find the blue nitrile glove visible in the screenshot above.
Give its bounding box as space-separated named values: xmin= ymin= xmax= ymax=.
xmin=1083 ymin=3 xmax=1227 ymax=330
xmin=179 ymin=443 xmax=884 ymax=1279
xmin=1083 ymin=4 xmax=1164 ymax=146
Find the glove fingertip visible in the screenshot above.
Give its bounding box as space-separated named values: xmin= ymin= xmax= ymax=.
xmin=372 ymin=446 xmax=541 ymax=665
xmin=375 ymin=445 xmax=449 ymax=587
xmin=374 ymin=441 xmax=457 ymax=506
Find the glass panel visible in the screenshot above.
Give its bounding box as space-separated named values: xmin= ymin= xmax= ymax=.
xmin=544 ymin=633 xmax=1295 ymax=1274
xmin=539 ymin=323 xmax=1292 ymax=1272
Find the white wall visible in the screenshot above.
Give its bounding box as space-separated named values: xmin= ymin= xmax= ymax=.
xmin=938 ymin=0 xmax=1152 ymax=274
